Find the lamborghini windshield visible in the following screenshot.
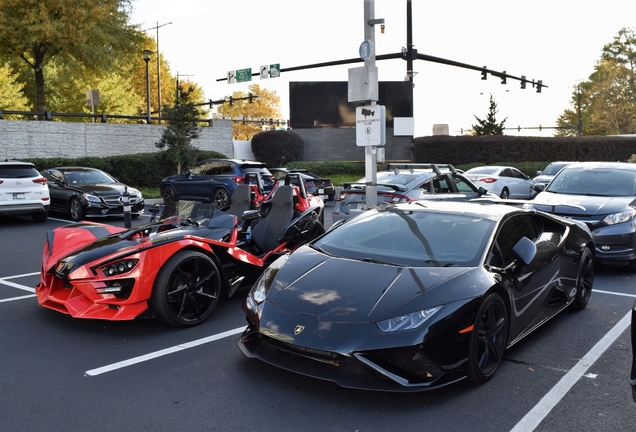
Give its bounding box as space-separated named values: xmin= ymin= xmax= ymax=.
xmin=314 ymin=208 xmax=494 ymax=267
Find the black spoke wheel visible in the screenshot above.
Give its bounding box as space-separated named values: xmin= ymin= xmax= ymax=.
xmin=69 ymin=197 xmax=85 ymax=221
xmin=213 ymin=188 xmax=230 ymax=210
xmin=161 ymin=185 xmax=177 ymax=203
xmin=467 ymin=293 xmax=508 ymax=383
xmin=150 ymin=250 xmax=221 ymax=327
xmin=571 ymin=247 xmax=594 ymax=311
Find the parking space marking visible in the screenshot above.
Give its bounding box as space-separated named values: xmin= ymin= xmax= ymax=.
xmin=593 ymin=288 xmax=636 ymax=298
xmin=0 ymin=278 xmax=36 ymax=293
xmin=85 ymin=326 xmax=246 ymax=376
xmin=511 ymin=304 xmax=632 ymax=431
xmin=0 ymin=294 xmax=36 ymax=303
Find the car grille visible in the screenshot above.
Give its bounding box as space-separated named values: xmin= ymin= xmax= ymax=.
xmin=102 ymin=194 xmax=141 ymax=206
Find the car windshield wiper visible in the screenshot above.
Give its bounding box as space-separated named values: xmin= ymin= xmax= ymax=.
xmin=361 ymin=257 xmax=402 ymax=266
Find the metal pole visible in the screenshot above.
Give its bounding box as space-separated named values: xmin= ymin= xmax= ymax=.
xmin=364 ymin=0 xmax=378 ymax=209
xmin=157 ymin=22 xmax=161 ymax=124
xmin=144 ymin=57 xmax=151 ymax=124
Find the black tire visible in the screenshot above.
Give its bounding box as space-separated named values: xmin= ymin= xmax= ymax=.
xmin=213 ymin=188 xmax=231 ymax=210
xmin=149 ymin=250 xmax=221 ymax=327
xmin=69 ymin=197 xmax=85 ymax=221
xmin=161 ymin=185 xmax=177 ymax=203
xmin=466 ymin=293 xmax=508 ymax=383
xmin=32 ymin=209 xmax=48 ymax=222
xmin=500 ymin=188 xmax=509 ymax=199
xmin=570 ymin=247 xmax=594 ymax=310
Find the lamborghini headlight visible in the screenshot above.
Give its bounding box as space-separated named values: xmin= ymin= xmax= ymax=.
xmin=376 ymin=306 xmax=442 ymax=333
xmin=251 ymin=254 xmax=289 ymax=305
xmin=602 ymin=208 xmax=636 ymax=225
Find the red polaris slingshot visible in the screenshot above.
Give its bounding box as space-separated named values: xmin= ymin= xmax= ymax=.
xmin=35 ymin=173 xmax=325 ymax=327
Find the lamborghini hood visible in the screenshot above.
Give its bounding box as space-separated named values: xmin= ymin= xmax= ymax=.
xmin=265 ymin=246 xmax=485 ymax=323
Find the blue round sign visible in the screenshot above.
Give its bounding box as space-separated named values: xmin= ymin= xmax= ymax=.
xmin=359 ymin=39 xmax=374 ymax=61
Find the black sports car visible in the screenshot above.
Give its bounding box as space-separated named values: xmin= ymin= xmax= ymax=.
xmin=41 ymin=167 xmax=144 ymax=221
xmin=238 ymin=201 xmax=595 ymax=391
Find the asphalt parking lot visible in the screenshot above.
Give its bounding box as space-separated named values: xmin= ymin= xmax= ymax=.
xmin=1 ymin=201 xmax=635 ymax=432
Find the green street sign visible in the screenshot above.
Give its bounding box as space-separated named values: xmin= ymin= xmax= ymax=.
xmin=236 ymin=68 xmax=252 ymax=83
xmin=270 ymin=64 xmax=280 ymax=78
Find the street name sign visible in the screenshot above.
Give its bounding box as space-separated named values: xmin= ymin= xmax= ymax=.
xmin=236 ymin=68 xmax=252 ymax=83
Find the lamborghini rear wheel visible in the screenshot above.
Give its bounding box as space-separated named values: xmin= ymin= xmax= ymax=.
xmin=466 ymin=293 xmax=508 ymax=383
xmin=150 ymin=250 xmax=221 ymax=327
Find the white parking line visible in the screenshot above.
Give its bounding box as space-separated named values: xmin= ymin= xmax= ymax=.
xmin=511 ymin=290 xmax=633 ymax=432
xmin=85 ymin=326 xmax=246 ymax=376
xmin=0 ymin=278 xmax=36 ymax=293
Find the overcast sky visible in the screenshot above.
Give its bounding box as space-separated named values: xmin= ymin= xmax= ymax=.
xmin=130 ymin=0 xmax=636 ymax=137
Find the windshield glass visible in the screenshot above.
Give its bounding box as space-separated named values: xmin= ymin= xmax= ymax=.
xmin=314 ymin=208 xmax=494 ymax=267
xmin=546 ymin=167 xmax=636 ymax=197
xmin=62 ymin=169 xmax=115 ymax=184
xmin=543 ymin=162 xmax=570 ymax=176
xmin=159 ymin=200 xmax=218 ymax=224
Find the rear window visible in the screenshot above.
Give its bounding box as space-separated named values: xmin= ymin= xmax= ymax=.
xmin=239 ymin=165 xmax=270 ymax=176
xmin=0 ymin=164 xmax=40 ymax=178
xmin=467 ymin=167 xmax=499 ymax=175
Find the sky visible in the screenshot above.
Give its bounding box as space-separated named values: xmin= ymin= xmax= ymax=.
xmin=130 ymin=0 xmax=636 ymax=138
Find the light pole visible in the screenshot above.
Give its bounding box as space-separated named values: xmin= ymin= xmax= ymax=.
xmin=144 ymin=21 xmax=173 ymax=123
xmin=176 ymin=72 xmax=194 ymax=105
xmin=142 ymin=49 xmax=153 ymax=124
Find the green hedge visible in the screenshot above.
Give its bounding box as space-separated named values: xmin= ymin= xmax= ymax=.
xmin=27 ymin=150 xmax=227 ymax=188
xmin=412 ymin=135 xmax=636 ymax=166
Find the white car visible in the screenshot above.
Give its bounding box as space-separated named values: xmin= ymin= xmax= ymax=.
xmin=0 ymin=159 xmax=50 ymax=222
xmin=464 ymin=166 xmax=532 ymax=199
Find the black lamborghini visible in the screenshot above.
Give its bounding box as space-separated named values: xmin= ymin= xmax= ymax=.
xmin=238 ymin=200 xmax=595 ymax=391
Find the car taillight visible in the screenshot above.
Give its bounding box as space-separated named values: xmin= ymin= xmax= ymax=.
xmin=33 ymin=177 xmax=47 ymax=185
xmin=0 ymin=180 xmax=3 ymax=184
xmin=380 ymin=193 xmax=414 ymax=203
xmin=233 ymin=176 xmax=244 ymax=184
xmin=479 ymin=177 xmax=497 ymax=183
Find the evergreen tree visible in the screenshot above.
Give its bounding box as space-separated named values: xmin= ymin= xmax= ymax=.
xmin=472 ymin=95 xmax=507 ymax=135
xmin=155 ymin=91 xmax=204 ymax=174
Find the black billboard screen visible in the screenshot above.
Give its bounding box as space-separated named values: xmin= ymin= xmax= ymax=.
xmin=289 ymin=81 xmax=413 ymax=128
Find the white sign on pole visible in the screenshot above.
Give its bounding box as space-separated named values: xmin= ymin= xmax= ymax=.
xmin=260 ymin=65 xmax=268 ymax=79
xmin=227 ymin=70 xmax=236 ymax=84
xmin=356 ymin=105 xmax=386 ymax=146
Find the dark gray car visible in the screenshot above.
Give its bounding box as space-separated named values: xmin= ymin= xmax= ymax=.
xmin=532 ymin=161 xmax=636 ymax=270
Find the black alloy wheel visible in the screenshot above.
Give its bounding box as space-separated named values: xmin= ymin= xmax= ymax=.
xmin=500 ymin=188 xmax=509 ymax=199
xmin=69 ymin=197 xmax=85 ymax=221
xmin=161 ymin=185 xmax=177 ymax=203
xmin=213 ymin=188 xmax=230 ymax=210
xmin=466 ymin=292 xmax=508 ymax=383
xmin=150 ymin=250 xmax=221 ymax=327
xmin=570 ymin=247 xmax=594 ymax=310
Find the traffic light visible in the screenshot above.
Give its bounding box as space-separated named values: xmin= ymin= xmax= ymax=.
xmin=248 ymin=93 xmax=253 ymax=103
xmin=520 ymin=75 xmax=526 ymax=89
xmin=500 ymin=71 xmax=506 ymax=85
xmin=536 ymin=80 xmax=543 ymax=93
xmin=229 ymin=96 xmax=233 ymax=106
xmin=481 ymin=67 xmax=487 ymax=80
xmin=518 ymin=125 xmax=521 ymax=132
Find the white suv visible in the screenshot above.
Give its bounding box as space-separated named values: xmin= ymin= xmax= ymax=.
xmin=0 ymin=160 xmax=50 ymax=222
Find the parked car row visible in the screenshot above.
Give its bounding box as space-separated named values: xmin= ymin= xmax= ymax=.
xmin=4 ymin=156 xmax=636 ymax=394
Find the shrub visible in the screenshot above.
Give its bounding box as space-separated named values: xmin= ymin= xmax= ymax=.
xmin=251 ymin=130 xmax=303 ymax=167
